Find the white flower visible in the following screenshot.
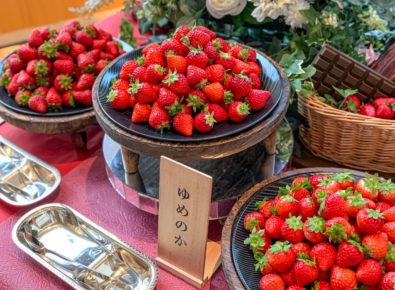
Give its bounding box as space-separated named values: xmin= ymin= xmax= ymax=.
xmin=206 ymin=0 xmax=247 ymax=19
xmin=321 ymin=11 xmax=339 ymax=28
xmin=284 ymin=0 xmax=309 ymax=28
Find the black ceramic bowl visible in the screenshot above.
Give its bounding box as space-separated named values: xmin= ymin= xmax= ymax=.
xmin=94 ymin=43 xmax=289 ymax=142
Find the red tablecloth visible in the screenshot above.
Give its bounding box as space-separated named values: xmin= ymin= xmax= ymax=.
xmin=0 ymin=12 xmax=229 ymax=290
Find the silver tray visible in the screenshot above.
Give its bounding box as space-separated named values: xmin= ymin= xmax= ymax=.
xmin=12 ymin=203 xmax=158 ymax=290
xmin=0 ymin=136 xmax=61 ymax=206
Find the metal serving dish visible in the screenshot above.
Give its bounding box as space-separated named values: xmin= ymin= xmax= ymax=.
xmin=0 ymin=136 xmax=60 ymax=206
xmin=12 ymin=203 xmax=158 ymax=290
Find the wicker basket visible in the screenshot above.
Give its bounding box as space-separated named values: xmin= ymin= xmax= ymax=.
xmin=298 ymin=45 xmax=395 ymax=173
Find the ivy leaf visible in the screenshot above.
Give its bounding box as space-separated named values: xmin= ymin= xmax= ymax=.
xmin=320 ymin=93 xmax=338 ymax=106
xmin=300 ymin=81 xmax=315 ymax=98
xmin=157 ymin=18 xmax=169 ymax=27
xmin=292 ymin=79 xmax=302 ymax=92
xmin=333 ymin=86 xmax=359 ymax=98
xmin=299 ymin=65 xmax=316 ymax=79
xmin=285 ymin=59 xmax=305 ymax=76
xmin=176 ymin=15 xmax=196 ymax=27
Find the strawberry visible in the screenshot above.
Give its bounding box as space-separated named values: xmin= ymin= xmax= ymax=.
xmin=145 ymin=48 xmax=165 ymax=67
xmin=384 ymin=244 xmax=395 ymax=271
xmin=207 ymin=103 xmax=228 ymax=122
xmin=173 ymin=25 xmax=190 ymax=42
xmin=280 ymin=269 xmax=296 ymax=287
xmin=383 ymin=222 xmax=395 ymax=243
xmin=384 ymin=206 xmax=395 ymax=222
xmin=205 ymin=64 xmax=224 ymax=83
xmin=281 ymin=216 xmax=304 ymax=243
xmin=259 ymin=274 xmax=285 ymax=290
xmin=38 ymin=40 xmax=57 ymax=59
xmin=131 ymin=103 xmax=151 ymax=123
xmin=148 ymin=102 xmax=170 ymax=132
xmin=356 ymin=259 xmax=382 ymax=286
xmin=299 ymin=197 xmax=317 ymax=221
xmin=216 ymin=51 xmax=235 ymax=70
xmin=146 ymin=64 xmax=166 ymax=84
xmin=193 ymin=112 xmax=216 ymax=133
xmin=15 ymin=90 xmax=31 ymax=107
xmin=345 ymin=192 xmax=368 ymax=217
xmin=224 ymin=73 xmax=233 ymax=90
xmin=142 ymin=43 xmax=160 ymax=56
xmin=129 ymin=96 xmax=137 ymax=108
xmin=379 ymin=179 xmax=395 ymax=205
xmin=100 ymin=52 xmax=115 ymax=61
xmin=255 ymin=253 xmax=274 ymax=275
xmin=360 ymin=104 xmax=376 ymax=117
xmin=312 ymin=281 xmax=331 ymax=290
xmin=309 ymin=174 xmax=326 ymax=189
xmin=380 ymin=272 xmax=395 ymax=290
xmin=212 ymin=38 xmax=231 ymax=52
xmin=130 ymin=66 xmax=147 ymax=83
xmin=330 ymin=266 xmax=357 ymax=290
xmin=376 ymin=103 xmax=395 ymax=119
xmin=257 ymin=199 xmax=275 ymax=219
xmin=62 ymin=91 xmax=75 ymax=107
xmin=158 ymin=87 xmax=179 ymax=108
xmin=318 ymin=177 xmax=341 ymax=194
xmin=112 ymin=79 xmax=130 ymax=91
xmin=341 ymin=95 xmax=361 ymax=112
xmin=75 ymin=30 xmax=93 ymax=48
xmin=107 ymin=89 xmax=130 ymax=109
xmin=105 ymin=41 xmax=119 ymax=56
xmin=186 ymin=90 xmax=206 ymax=112
xmin=362 ymin=232 xmax=389 ymax=260
xmin=249 ymin=73 xmax=261 ymax=89
xmin=166 ymin=54 xmax=187 ymax=74
xmin=45 ymin=88 xmax=62 ymax=111
xmin=53 ymin=59 xmax=74 ymax=76
xmin=293 ymin=254 xmax=318 ymax=286
xmin=291 ymin=242 xmax=310 ymax=257
xmin=73 ymin=90 xmax=92 ymax=106
xmin=129 ymin=81 xmax=157 ymax=104
xmin=377 ymin=201 xmax=391 ymax=213
xmin=86 ymin=49 xmax=100 ymax=62
xmin=267 ymin=241 xmax=296 ymax=273
xmin=75 ymin=73 xmax=95 ymax=90
xmin=9 ymin=55 xmax=25 ymax=74
xmin=160 ymin=39 xmax=182 ymax=56
xmin=28 ymin=95 xmax=47 ymax=113
xmin=265 ymin=216 xmax=284 ymax=239
xmin=244 ymin=228 xmax=272 ymax=254
xmin=39 ymin=27 xmax=55 ymax=40
xmin=232 ymin=59 xmax=252 ymax=75
xmin=28 ymin=29 xmax=44 ymax=48
xmin=6 ymin=73 xmax=21 ymax=95
xmin=77 ymin=53 xmax=95 ymax=73
xmin=17 ymin=70 xmax=35 ymax=88
xmin=373 ymin=97 xmax=395 ymax=107
xmin=276 ymin=195 xmax=299 ymax=219
xmin=70 ymin=42 xmax=86 ymax=59
xmin=355 ymin=174 xmax=381 ymax=200
xmin=95 ymin=59 xmax=109 ymax=74
xmin=173 ymin=113 xmax=193 ymax=137
xmin=97 ymin=28 xmax=112 ymax=41
xmin=324 ymin=217 xmax=351 ymax=243
xmin=55 ymin=31 xmax=72 ymax=51
xmin=186 ymin=65 xmax=207 ymax=88
xmin=303 ymin=216 xmax=325 ymax=244
xmin=333 ymin=171 xmax=354 ymax=189
xmin=228 ymin=101 xmax=250 ymax=122
xmin=162 ymin=70 xmax=190 ymax=95
xmin=92 ymin=39 xmax=106 ymax=50
xmin=357 ymin=208 xmax=385 ymax=234
xmin=27 ymin=59 xmax=51 ymax=76
xmin=17 ymin=45 xmax=37 ymax=62
xmin=56 ymin=51 xmax=73 ymax=61
xmin=195 ymin=26 xmax=216 ymax=39
xmin=184 ymin=29 xmax=210 ymax=48
xmin=247 ymin=89 xmax=271 ymax=111
xmin=54 ymin=74 xmax=72 ymax=93
xmin=186 ymin=48 xmax=209 ymax=69
xmin=203 ymin=42 xmax=219 ymax=60
xmin=231 ymin=74 xmax=252 ymax=100
xmin=310 ymin=242 xmax=337 ymax=272
xmin=336 ymin=240 xmax=365 ymax=267
xmin=203 ymin=82 xmax=224 ymax=103
xmin=319 ymin=192 xmax=347 ymax=220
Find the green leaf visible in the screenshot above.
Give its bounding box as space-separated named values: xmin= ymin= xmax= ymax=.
xmin=157 ymin=18 xmax=168 ymax=27
xmin=176 ymin=15 xmax=196 ymax=27
xmin=292 ymin=79 xmax=302 ymax=92
xmin=299 ymin=65 xmax=316 ymax=79
xmin=120 ymin=17 xmax=137 ymax=48
xmin=333 ymin=86 xmax=359 ymax=98
xmin=285 ymin=59 xmax=305 ymax=76
xmin=300 ymin=81 xmax=315 ymax=98
xmin=139 ymin=19 xmax=153 ymax=35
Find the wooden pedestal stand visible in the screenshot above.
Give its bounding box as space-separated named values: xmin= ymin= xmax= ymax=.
xmin=0 ymin=105 xmax=97 ymax=150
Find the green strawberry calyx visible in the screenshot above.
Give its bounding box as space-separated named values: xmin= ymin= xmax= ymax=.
xmin=325 ymin=223 xmax=347 ymax=243
xmin=224 ymin=90 xmax=234 ymax=105
xmin=219 ymin=51 xmax=231 ymax=59
xmin=364 ymin=173 xmax=381 ymax=193
xmin=162 ymin=70 xmax=179 ymax=86
xmin=59 ymin=75 xmax=72 ymax=90
xmin=106 ymin=89 xmax=118 ymax=102
xmin=379 ymin=178 xmax=395 ymax=194
xmin=315 ymin=189 xmax=330 ymax=204
xmin=137 ymin=56 xmax=145 ymax=66
xmin=34 ymin=60 xmax=49 ymax=76
xmin=297 ymin=252 xmax=316 ymax=266
xmin=204 ymin=112 xmax=216 ymax=127
xmin=154 ymin=64 xmax=166 ymax=74
xmin=244 ymin=228 xmax=265 ymax=252
xmin=255 ymin=198 xmax=269 ymax=210
xmin=269 ymin=241 xmax=293 ymax=254
xmin=212 ymin=40 xmax=223 ymax=50
xmin=187 ymin=94 xmax=204 ymax=112
xmin=292 ymin=179 xmax=313 ymax=190
xmin=385 ymin=243 xmax=395 ymax=262
xmin=337 ymin=187 xmax=353 ymax=199
xmin=254 ymin=252 xmax=269 ymax=272
xmin=334 ymin=171 xmax=353 ymax=183
xmin=128 ymin=80 xmax=142 ymax=95
xmin=366 ymin=208 xmax=384 ymax=220
xmin=239 ymin=48 xmax=250 ymax=62
xmin=307 ymin=216 xmax=325 ymax=233
xmin=347 ymin=192 xmax=367 ymax=208
xmin=238 ymin=102 xmax=250 ymax=116
xmin=40 ymin=40 xmax=58 ymax=58
xmin=167 ymin=100 xmax=184 ymax=117
xmin=285 ymin=215 xmax=303 ymax=230
xmin=347 ymin=239 xmax=366 ymax=254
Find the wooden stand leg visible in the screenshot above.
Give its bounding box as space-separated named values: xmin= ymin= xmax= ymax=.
xmin=71 ymin=131 xmax=87 ymax=151
xmin=121 ymin=147 xmax=146 ymax=192
xmin=261 ymin=131 xmax=277 ymax=179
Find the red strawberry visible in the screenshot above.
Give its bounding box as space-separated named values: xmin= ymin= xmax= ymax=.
xmin=160 ymin=39 xmax=182 ymax=56
xmin=75 ymin=74 xmax=95 ymax=90
xmin=186 ymin=90 xmax=206 ymax=112
xmin=298 ymin=197 xmax=317 ymax=221
xmin=356 ymin=259 xmax=382 ymax=286
xmin=333 ymin=171 xmax=354 ymax=189
xmin=280 ymin=269 xmax=296 ymax=287
xmin=100 ymin=52 xmax=115 ymax=61
xmin=194 ymin=26 xmax=216 ymax=39
xmin=173 ymin=25 xmax=190 ymax=42
xmin=224 ymin=73 xmax=233 ymax=90
xmin=203 ymin=82 xmax=224 ymax=103
xmin=360 ymin=104 xmax=376 ymax=117
xmin=383 ymin=222 xmax=395 ymax=243
xmin=129 ymin=81 xmax=157 ymax=104
xmin=55 ymin=31 xmax=72 ymax=51
xmin=276 ymin=195 xmax=299 ymax=219
xmin=70 ymin=42 xmax=86 ymax=59
xmin=15 ymin=90 xmax=31 ymax=107
xmin=129 ymin=96 xmax=137 ymax=108
xmin=27 ymin=59 xmax=51 ymax=76
xmin=75 ymin=30 xmax=93 ymax=48
xmin=186 ymin=49 xmax=209 ymax=69
xmin=318 ymin=177 xmax=341 ymax=194
xmin=319 ymin=192 xmax=347 ymax=220
xmin=166 ymin=54 xmax=187 ymax=74
xmin=384 ymin=244 xmax=395 ymax=271
xmin=146 ymin=64 xmax=166 ymax=84
xmin=95 ymin=59 xmax=109 ymax=74
xmin=97 ymin=28 xmax=112 ymax=41
xmin=249 ymin=73 xmax=261 ymax=89
xmin=86 ymin=49 xmax=101 ymax=62
xmin=379 ymin=179 xmax=395 ymax=205
xmin=28 ymin=95 xmax=47 ymax=113
xmin=54 ymin=74 xmax=72 ymax=93
xmin=324 ymin=217 xmax=351 ymax=243
xmin=267 ymin=241 xmax=296 ymax=273
xmin=207 ymin=103 xmax=228 ymax=122
xmin=291 ymin=242 xmax=310 ymax=256
xmin=345 ymin=192 xmax=368 ymax=217
xmin=38 ymin=41 xmax=57 ymax=59
xmin=376 ymin=103 xmax=395 ymax=119
xmin=205 ymin=64 xmax=224 ymax=83
xmin=265 ymin=216 xmax=284 ymax=239
xmin=281 ymin=216 xmax=304 ymax=243
xmin=293 ymin=254 xmax=318 ymax=286
xmin=255 ymin=253 xmax=274 ymax=275
xmin=162 ymin=71 xmax=190 ymax=95
xmin=77 ymin=53 xmax=95 ymax=73
xmin=184 ymin=29 xmax=210 ymax=48
xmin=16 ymin=70 xmax=35 ymax=89
xmin=73 ymin=90 xmax=92 ymax=106
xmin=303 ymin=216 xmax=325 ymax=244
xmin=247 ymin=89 xmax=271 ymax=111
xmin=216 ymin=51 xmax=235 ymax=70
xmin=130 ymin=66 xmax=147 ymax=83
xmin=107 ymin=89 xmax=130 ymax=109
xmin=373 ymin=97 xmax=395 ymax=107
xmin=28 ymin=29 xmax=44 ymax=48
xmin=341 ymin=94 xmax=361 ymax=112
xmin=336 ymin=240 xmax=365 ymax=267
xmin=310 ymin=242 xmax=337 ymax=272
xmin=330 ymin=266 xmax=357 ymax=290
xmin=56 ymin=51 xmax=73 ymax=61
xmin=142 ymin=43 xmax=160 ymax=55
xmin=92 ymin=39 xmax=106 ymax=50
xmin=309 ymin=174 xmax=326 ymax=189
xmin=228 ymin=101 xmax=250 ymax=122
xmin=204 ymin=42 xmax=219 ymax=60
xmin=6 ymin=73 xmax=20 ymax=95
xmin=158 ymin=87 xmax=179 ymax=108
xmin=186 ymin=65 xmax=208 ymax=88
xmin=173 ymin=113 xmax=193 ymax=137
xmin=357 ymin=208 xmax=385 ymax=234
xmin=384 ymin=206 xmax=395 ymax=222
xmin=193 ymin=112 xmax=216 ymax=133
xmin=17 ymin=45 xmax=37 ymax=62
xmin=380 ymin=272 xmax=395 ymax=290
xmin=112 ymin=79 xmax=130 ymax=91
xmin=131 ymin=103 xmax=151 ymax=123
xmin=45 ymin=88 xmax=62 ymax=111
xmin=148 ymin=102 xmax=170 ymax=132
xmin=355 ymin=174 xmax=381 ymax=200
xmin=259 ymin=274 xmax=285 ymax=290
xmin=8 ymin=55 xmax=25 ymax=74
xmin=231 ymin=74 xmax=252 ymax=100
xmin=212 ymin=38 xmax=231 ymax=52
xmin=105 ymin=41 xmax=119 ymax=56
xmin=62 ymin=91 xmax=75 ymax=107
xmin=377 ymin=201 xmax=391 ymax=213
xmin=232 ymin=59 xmax=252 ymax=75
xmin=313 ymin=281 xmax=331 ymax=290
xmin=53 ymin=59 xmax=74 ymax=76
xmin=244 ymin=228 xmax=272 ymax=254
xmin=145 ymin=48 xmax=165 ymax=67
xmin=257 ymin=199 xmax=275 ymax=219
xmin=362 ymin=232 xmax=389 ymax=260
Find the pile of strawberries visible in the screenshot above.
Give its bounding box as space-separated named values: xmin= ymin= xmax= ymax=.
xmin=0 ymin=21 xmax=124 ymax=113
xmin=107 ymin=25 xmax=271 ymax=137
xmin=243 ymin=171 xmax=395 ymax=289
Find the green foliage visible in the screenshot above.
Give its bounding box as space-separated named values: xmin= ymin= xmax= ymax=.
xmin=120 ymin=17 xmax=137 ymax=48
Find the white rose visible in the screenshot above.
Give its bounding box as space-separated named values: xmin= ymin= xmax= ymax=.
xmin=206 ymin=0 xmax=247 ymax=19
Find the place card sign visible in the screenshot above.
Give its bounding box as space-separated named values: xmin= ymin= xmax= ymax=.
xmin=156 ymin=156 xmax=221 ymax=289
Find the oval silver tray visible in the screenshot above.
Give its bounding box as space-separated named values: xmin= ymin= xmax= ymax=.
xmin=0 ymin=136 xmax=61 ymax=206
xmin=12 ymin=203 xmax=158 ymax=290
